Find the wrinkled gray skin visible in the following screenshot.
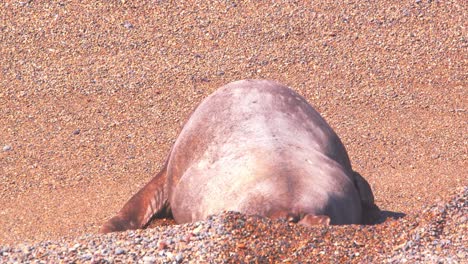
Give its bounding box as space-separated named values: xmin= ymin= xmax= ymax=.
xmin=100 ymin=80 xmax=379 ymax=233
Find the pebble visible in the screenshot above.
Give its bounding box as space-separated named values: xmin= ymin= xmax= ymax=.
xmin=2 ymin=145 xmax=12 ymax=152
xmin=157 ymin=240 xmax=167 ymax=250
xmin=80 ymin=253 xmax=92 ymax=261
xmin=123 ymin=21 xmax=134 ymax=29
xmin=114 ymin=247 xmax=125 ymax=255
xmin=191 ymin=225 xmax=203 ymax=235
xmin=175 ymin=253 xmax=183 ymax=263
xmin=142 ymin=255 xmax=156 ymax=264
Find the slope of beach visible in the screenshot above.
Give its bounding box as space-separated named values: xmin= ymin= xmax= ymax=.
xmin=0 ymin=0 xmax=466 ymax=262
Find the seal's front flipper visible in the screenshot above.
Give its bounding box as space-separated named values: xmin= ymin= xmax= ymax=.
xmin=100 ymin=161 xmax=170 ymax=233
xmin=298 ymin=215 xmax=331 ymax=227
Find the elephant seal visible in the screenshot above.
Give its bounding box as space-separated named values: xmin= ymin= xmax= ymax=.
xmin=100 ymin=79 xmax=380 ymax=233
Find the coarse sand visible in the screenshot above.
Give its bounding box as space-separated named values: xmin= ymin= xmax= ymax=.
xmin=0 ymin=0 xmax=466 ymax=262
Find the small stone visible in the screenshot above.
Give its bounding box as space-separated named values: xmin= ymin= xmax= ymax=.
xmin=157 ymin=240 xmax=168 ymax=250
xmin=178 ymin=241 xmax=187 ymax=248
xmin=142 ymin=255 xmax=156 ymax=264
xmin=20 ymin=245 xmax=30 ymax=254
xmin=175 ymin=253 xmax=184 ymax=263
xmin=70 ymin=243 xmax=80 ymax=251
xmin=123 ymin=21 xmax=134 ymax=29
xmin=115 ymin=247 xmax=125 ymax=255
xmin=72 ymin=129 xmax=81 ymax=135
xmin=81 ymin=253 xmax=92 ymax=261
xmin=2 ymin=145 xmax=12 ymax=152
xmin=184 ymin=234 xmax=192 ymax=242
xmin=237 ymin=243 xmax=246 ymax=249
xmin=192 ymin=225 xmax=203 ymax=235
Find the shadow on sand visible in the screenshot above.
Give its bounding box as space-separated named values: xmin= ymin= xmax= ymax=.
xmin=373 ymin=210 xmax=406 ymax=224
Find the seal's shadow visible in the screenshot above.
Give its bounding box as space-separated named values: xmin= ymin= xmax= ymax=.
xmin=373 ymin=210 xmax=406 ymax=224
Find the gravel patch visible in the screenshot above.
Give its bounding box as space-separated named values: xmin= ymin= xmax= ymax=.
xmin=1 ymin=187 xmax=465 ymax=263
